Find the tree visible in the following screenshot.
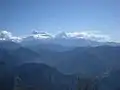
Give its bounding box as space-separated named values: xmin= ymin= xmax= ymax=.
xmin=77 ymin=77 xmax=98 ymax=90
xmin=13 ymin=76 xmax=25 ymax=90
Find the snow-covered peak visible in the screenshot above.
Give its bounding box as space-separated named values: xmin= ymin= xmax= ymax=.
xmin=32 ymin=30 xmax=49 ymax=35
xmin=55 ymin=32 xmax=68 ymax=39
xmin=1 ymin=30 xmax=118 ymax=47
xmin=31 ymin=30 xmax=52 ymax=39
xmin=22 ymin=31 xmax=53 ymax=42
xmin=31 ymin=33 xmax=52 ymax=39
xmin=0 ymin=30 xmax=113 ymax=43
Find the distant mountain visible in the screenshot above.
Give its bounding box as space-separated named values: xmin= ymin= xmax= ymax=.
xmin=1 ymin=41 xmax=120 ymax=77
xmin=0 ymin=41 xmax=39 ymax=68
xmin=0 ymin=41 xmax=120 ymax=90
xmin=23 ymin=43 xmax=73 ymax=52
xmin=20 ymin=31 xmax=120 ymax=47
xmin=1 ymin=30 xmax=120 ymax=47
xmin=0 ymin=41 xmax=21 ymax=50
xmin=22 ymin=44 xmax=120 ymax=77
xmin=56 ymin=46 xmax=120 ymax=76
xmin=21 ymin=36 xmax=114 ymax=47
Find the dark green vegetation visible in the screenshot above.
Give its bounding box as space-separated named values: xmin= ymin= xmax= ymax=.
xmin=0 ymin=41 xmax=120 ymax=90
xmin=14 ymin=63 xmax=77 ymax=90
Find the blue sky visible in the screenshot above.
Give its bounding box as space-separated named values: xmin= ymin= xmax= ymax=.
xmin=0 ymin=0 xmax=120 ymax=41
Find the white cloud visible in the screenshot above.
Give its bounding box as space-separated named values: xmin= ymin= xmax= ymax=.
xmin=66 ymin=31 xmax=111 ymax=42
xmin=0 ymin=30 xmax=22 ymax=42
xmin=0 ymin=31 xmax=12 ymax=40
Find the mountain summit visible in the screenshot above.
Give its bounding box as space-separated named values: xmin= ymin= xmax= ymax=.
xmin=0 ymin=30 xmax=119 ymax=47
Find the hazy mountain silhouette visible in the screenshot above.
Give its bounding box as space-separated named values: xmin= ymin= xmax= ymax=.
xmin=0 ymin=41 xmax=120 ymax=90
xmin=56 ymin=46 xmax=120 ymax=76
xmin=0 ymin=41 xmax=21 ymax=50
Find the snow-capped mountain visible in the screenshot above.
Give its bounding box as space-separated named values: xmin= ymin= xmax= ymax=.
xmin=20 ymin=31 xmax=100 ymax=46
xmin=55 ymin=32 xmax=69 ymax=39
xmin=0 ymin=30 xmax=119 ymax=47
xmin=23 ymin=32 xmax=52 ymax=41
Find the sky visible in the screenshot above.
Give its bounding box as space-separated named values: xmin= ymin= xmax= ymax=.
xmin=0 ymin=0 xmax=120 ymax=41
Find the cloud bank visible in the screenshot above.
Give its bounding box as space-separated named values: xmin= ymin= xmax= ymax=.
xmin=0 ymin=30 xmax=111 ymax=42
xmin=67 ymin=31 xmax=111 ymax=42
xmin=0 ymin=31 xmax=22 ymax=42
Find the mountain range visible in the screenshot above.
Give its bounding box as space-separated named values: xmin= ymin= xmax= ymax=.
xmin=1 ymin=30 xmax=120 ymax=47
xmin=0 ymin=40 xmax=120 ymax=90
xmin=1 ymin=41 xmax=120 ymax=75
xmin=21 ymin=31 xmax=120 ymax=47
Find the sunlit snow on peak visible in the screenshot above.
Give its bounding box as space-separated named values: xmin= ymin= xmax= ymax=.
xmin=0 ymin=30 xmax=112 ymax=43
